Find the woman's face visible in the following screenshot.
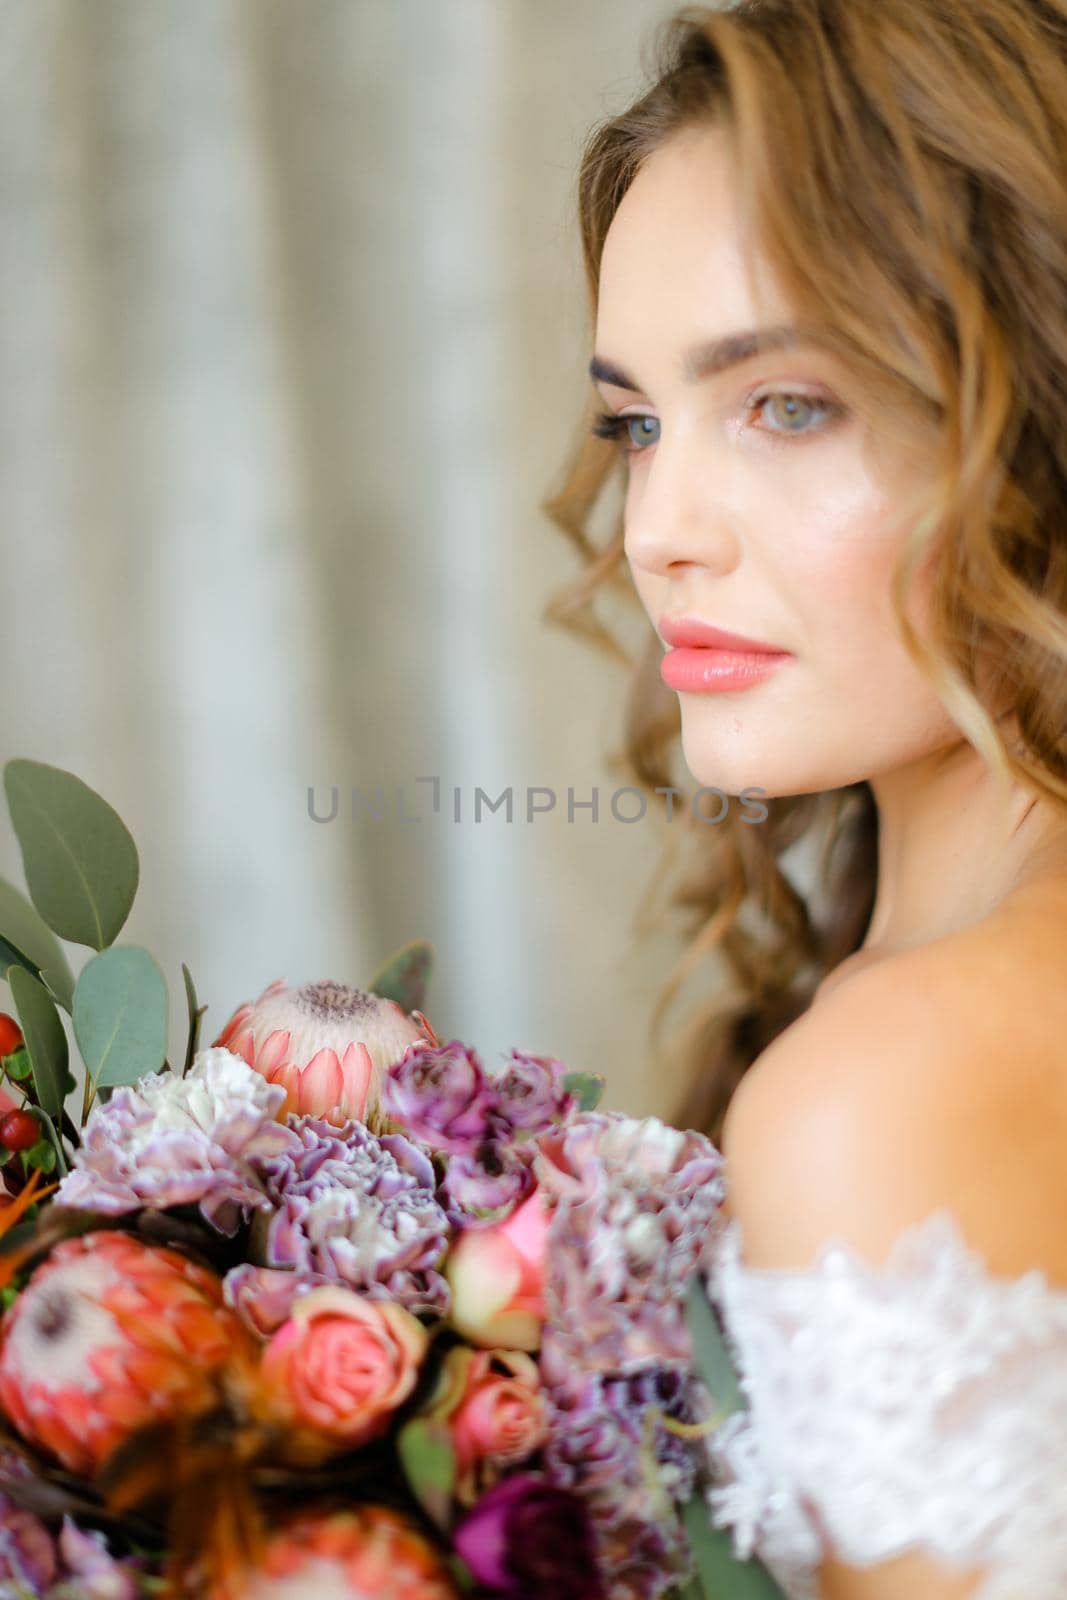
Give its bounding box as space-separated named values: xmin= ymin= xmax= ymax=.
xmin=593 ymin=124 xmax=960 ymax=799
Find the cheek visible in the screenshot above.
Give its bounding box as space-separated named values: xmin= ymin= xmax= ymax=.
xmin=773 ymin=450 xmax=928 ymax=665
xmin=630 ymin=565 xmax=660 ymax=628
xmin=769 ymin=459 xmax=959 ymax=766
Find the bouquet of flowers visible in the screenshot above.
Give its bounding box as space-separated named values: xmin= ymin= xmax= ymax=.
xmin=0 ymin=758 xmax=785 ymax=1600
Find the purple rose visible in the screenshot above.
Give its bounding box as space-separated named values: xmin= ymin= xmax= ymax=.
xmin=488 ymin=1051 xmax=576 ymax=1137
xmin=453 ymin=1474 xmax=605 ymax=1600
xmin=381 ymin=1040 xmax=495 ymax=1154
xmin=440 ymin=1141 xmax=535 ymax=1227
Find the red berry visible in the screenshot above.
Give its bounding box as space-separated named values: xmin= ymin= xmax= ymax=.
xmin=0 ymin=1015 xmax=23 ymax=1058
xmin=0 ymin=1109 xmax=39 ymax=1154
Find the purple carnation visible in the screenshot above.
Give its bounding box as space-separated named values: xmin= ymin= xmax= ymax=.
xmin=224 ymin=1113 xmax=452 ymax=1334
xmin=54 ymin=1520 xmax=141 ymax=1598
xmin=0 ymin=1490 xmax=57 ymax=1593
xmin=541 ymin=1363 xmax=711 ymax=1600
xmin=54 ymin=1047 xmax=299 ymax=1236
xmin=536 ymin=1111 xmax=726 ymax=1371
xmin=0 ymin=1490 xmax=140 ymax=1600
xmin=533 ymin=1113 xmax=727 ymax=1598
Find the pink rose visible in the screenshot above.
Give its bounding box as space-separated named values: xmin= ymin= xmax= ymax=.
xmin=444 ymin=1188 xmax=550 ymax=1350
xmin=260 ymin=1286 xmax=427 ymax=1461
xmin=447 ymin=1349 xmax=547 ymax=1504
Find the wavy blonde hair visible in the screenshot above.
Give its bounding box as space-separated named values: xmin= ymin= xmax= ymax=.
xmin=541 ymin=0 xmax=1067 ymax=1140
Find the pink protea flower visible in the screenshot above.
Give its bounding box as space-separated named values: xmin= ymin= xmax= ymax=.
xmin=214 ymin=978 xmax=437 ymax=1129
xmin=216 ymin=1505 xmax=459 ymax=1600
xmin=0 ymin=1231 xmax=243 ymax=1477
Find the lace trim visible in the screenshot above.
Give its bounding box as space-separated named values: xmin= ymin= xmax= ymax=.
xmin=701 ymin=1210 xmax=1067 ymax=1600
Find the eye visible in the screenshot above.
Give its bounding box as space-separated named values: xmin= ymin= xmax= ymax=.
xmin=588 ymin=389 xmax=846 ymax=457
xmin=750 ymin=390 xmax=844 ymax=436
xmin=589 ymin=411 xmax=660 ymax=455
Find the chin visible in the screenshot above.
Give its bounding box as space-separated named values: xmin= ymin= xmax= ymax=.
xmin=678 ymin=728 xmax=852 ymax=806
xmin=677 ymin=714 xmax=775 ymax=801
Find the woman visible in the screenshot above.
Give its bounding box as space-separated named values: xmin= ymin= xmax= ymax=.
xmin=544 ymin=2 xmax=1067 ymax=1597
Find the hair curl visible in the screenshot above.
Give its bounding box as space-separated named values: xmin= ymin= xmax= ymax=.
xmin=540 ymin=0 xmax=1067 ymax=1141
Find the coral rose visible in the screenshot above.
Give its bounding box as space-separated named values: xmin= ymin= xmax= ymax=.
xmin=259 ymin=1287 xmax=428 ymax=1461
xmin=442 ymin=1348 xmax=547 ymax=1503
xmin=444 ymin=1188 xmax=550 ymax=1350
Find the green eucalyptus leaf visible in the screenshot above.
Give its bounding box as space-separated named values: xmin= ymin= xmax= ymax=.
xmin=181 ymin=961 xmax=204 ymax=1076
xmin=684 ymin=1271 xmax=746 ymax=1419
xmin=0 ymin=934 xmax=43 ymax=994
xmin=3 ymin=760 xmax=139 ymax=951
xmin=680 ymin=1494 xmax=786 ymax=1599
xmin=367 ymin=939 xmax=433 ymax=1014
xmin=73 ymin=945 xmax=167 ymax=1089
xmin=675 ymin=1576 xmax=709 ymax=1600
xmin=8 ymin=966 xmax=68 ymax=1121
xmin=395 ymin=1415 xmax=455 ymax=1530
xmin=0 ymin=876 xmax=75 ymax=1010
xmin=563 ymin=1070 xmax=606 ymax=1111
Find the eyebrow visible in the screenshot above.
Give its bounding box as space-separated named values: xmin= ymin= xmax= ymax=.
xmin=588 ymin=324 xmax=829 ymax=391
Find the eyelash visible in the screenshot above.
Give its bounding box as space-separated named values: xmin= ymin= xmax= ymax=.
xmin=589 ymin=390 xmax=847 ymax=456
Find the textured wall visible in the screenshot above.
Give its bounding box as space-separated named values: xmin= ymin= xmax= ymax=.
xmin=0 ymin=0 xmax=696 ymax=1117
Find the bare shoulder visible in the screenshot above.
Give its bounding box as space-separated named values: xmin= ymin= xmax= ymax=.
xmin=719 ymin=878 xmax=1067 ymax=1281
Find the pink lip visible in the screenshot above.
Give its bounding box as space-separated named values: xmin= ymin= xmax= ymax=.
xmin=657 ymin=615 xmax=793 ymax=695
xmin=660 ymin=648 xmax=791 ymax=693
xmin=658 ymin=615 xmax=788 ymax=653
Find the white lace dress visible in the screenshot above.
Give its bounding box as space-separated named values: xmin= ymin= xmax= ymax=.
xmin=701 ymin=1208 xmax=1067 ymax=1600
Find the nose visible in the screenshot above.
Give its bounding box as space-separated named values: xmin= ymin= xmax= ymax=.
xmin=622 ymin=427 xmax=742 ymax=579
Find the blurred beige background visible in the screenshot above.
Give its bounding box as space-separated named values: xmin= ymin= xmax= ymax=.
xmin=0 ymin=0 xmax=696 ymax=1118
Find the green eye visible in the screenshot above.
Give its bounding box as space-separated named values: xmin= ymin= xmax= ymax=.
xmin=761 ymin=394 xmax=825 ymax=432
xmin=589 ymin=410 xmax=660 ymax=455
xmin=589 ymin=390 xmax=844 ymax=459
xmin=624 ymin=415 xmax=660 ymax=449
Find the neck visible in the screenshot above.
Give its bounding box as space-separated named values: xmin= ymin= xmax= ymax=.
xmin=860 ymin=726 xmax=1067 ymax=957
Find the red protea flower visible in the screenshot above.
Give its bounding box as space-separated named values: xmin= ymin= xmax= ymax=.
xmin=215 ymin=1505 xmax=459 ymax=1599
xmin=213 ymin=978 xmax=437 ymax=1129
xmin=0 ymin=1231 xmax=242 ymax=1477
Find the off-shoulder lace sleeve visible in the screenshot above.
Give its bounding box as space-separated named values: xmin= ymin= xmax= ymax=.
xmin=701 ymin=1210 xmax=1067 ymax=1600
